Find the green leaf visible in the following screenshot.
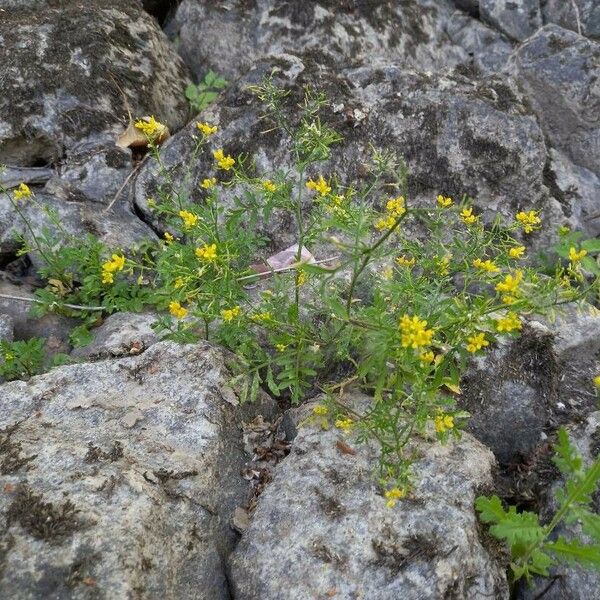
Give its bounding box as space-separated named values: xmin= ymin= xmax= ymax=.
xmin=545 ymin=537 xmax=600 ymax=569
xmin=476 ymin=495 xmax=507 ymax=524
xmin=553 ymin=427 xmax=583 ymax=476
xmin=581 ymin=239 xmax=600 ymax=253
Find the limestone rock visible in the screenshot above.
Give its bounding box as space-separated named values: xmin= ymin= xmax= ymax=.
xmin=229 ymin=394 xmax=509 ymax=600
xmin=509 ymin=25 xmax=600 ymax=179
xmin=0 ymin=341 xmax=275 ymax=599
xmin=0 ymin=0 xmax=191 ymax=167
xmin=480 ymin=0 xmax=542 ymax=42
xmin=70 ymin=312 xmax=159 ymax=360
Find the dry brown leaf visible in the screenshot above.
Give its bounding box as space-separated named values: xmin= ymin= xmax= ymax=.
xmin=335 ymin=439 xmax=356 ymax=455
xmin=116 ymin=120 xmax=169 ymax=149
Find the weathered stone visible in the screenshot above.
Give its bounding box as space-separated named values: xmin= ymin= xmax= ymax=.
xmin=516 ymin=412 xmax=600 ymax=600
xmin=0 ymin=0 xmax=191 ymax=167
xmin=170 ymin=0 xmax=475 ymax=82
xmin=0 ymin=279 xmax=75 ymax=355
xmin=229 ymin=393 xmax=509 ymax=599
xmin=0 ymin=190 xmax=157 ymax=269
xmin=480 ymin=0 xmax=542 ymax=42
xmin=508 ymin=25 xmax=600 ymax=178
xmin=134 ymin=56 xmax=567 ymax=255
xmin=0 ymin=341 xmax=276 ymax=599
xmin=70 ymin=312 xmax=159 ymax=360
xmin=461 ymin=325 xmax=558 ymax=465
xmin=0 ymin=313 xmax=14 ymax=342
xmin=543 ymin=0 xmax=600 ymax=41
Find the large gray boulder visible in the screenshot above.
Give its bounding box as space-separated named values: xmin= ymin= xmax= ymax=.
xmin=169 ymin=0 xmax=508 ymax=81
xmin=229 ymin=394 xmax=509 ymax=599
xmin=480 ymin=0 xmax=542 ymax=42
xmin=508 ymin=25 xmax=600 ymax=179
xmin=0 ymin=341 xmax=275 ymax=599
xmin=133 ymin=55 xmax=570 ymax=253
xmin=543 ymin=0 xmax=600 ymax=41
xmin=0 ymin=0 xmax=191 ymax=167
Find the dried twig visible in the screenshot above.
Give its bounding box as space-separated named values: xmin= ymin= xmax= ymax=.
xmin=0 ymin=293 xmax=104 ymax=312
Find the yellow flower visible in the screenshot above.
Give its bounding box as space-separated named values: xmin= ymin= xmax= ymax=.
xmin=101 ymin=254 xmax=126 ymax=284
xmin=334 ymin=418 xmax=353 ymax=432
xmin=201 ymin=177 xmax=217 ymax=189
xmin=508 ymin=246 xmax=526 ymax=259
xmin=495 ymin=270 xmax=523 ymax=297
xmin=460 ymin=207 xmax=478 ymax=225
xmin=134 ymin=116 xmax=166 ymax=139
xmin=384 ymin=487 xmax=406 ymax=508
xmin=399 ymin=314 xmax=435 ymax=349
xmin=466 ymin=332 xmax=489 ymax=353
xmin=381 ymin=266 xmax=394 ymax=280
xmin=196 ymin=121 xmax=217 ymax=136
xmin=169 ymin=301 xmax=188 ymax=319
xmin=434 ymin=413 xmax=455 ymax=434
xmin=296 ymin=270 xmax=307 ymax=286
xmin=306 ymin=175 xmax=331 ymax=196
xmin=213 ymin=149 xmax=235 ymax=170
xmin=13 ymin=182 xmax=32 ymax=200
xmin=179 ymin=210 xmax=199 ymax=230
xmin=568 ymin=247 xmax=587 ymax=263
xmin=221 ymin=306 xmax=241 ymax=322
xmin=254 ymin=311 xmax=272 ymax=322
xmin=436 ymin=255 xmax=451 ymax=276
xmin=164 ymin=232 xmax=174 ymax=243
xmin=386 ymin=196 xmax=406 ymax=217
xmin=419 ymin=350 xmax=435 ymax=364
xmin=275 ymin=343 xmax=287 ymax=352
xmin=313 ymin=405 xmax=328 ymax=416
xmin=495 ymin=312 xmax=522 ymax=333
xmin=396 ymin=255 xmax=416 ymax=267
xmin=515 ymin=210 xmax=541 ymax=234
xmin=262 ymin=180 xmax=278 ymax=193
xmin=375 ymin=215 xmax=397 ymax=231
xmin=472 ymin=258 xmax=499 ymax=273
xmin=195 ymin=243 xmax=218 ymax=261
xmin=174 ymin=276 xmax=185 ymax=289
xmin=436 ymin=194 xmax=453 ymax=208
xmin=594 ymin=375 xmax=600 ymax=388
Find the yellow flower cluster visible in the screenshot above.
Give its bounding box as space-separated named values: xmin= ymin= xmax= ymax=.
xmin=313 ymin=405 xmax=328 ymax=416
xmin=419 ymin=350 xmax=435 ymax=364
xmin=384 ymin=487 xmax=406 ymax=508
xmin=466 ymin=332 xmax=489 ymax=353
xmin=179 ymin=210 xmax=199 ymax=230
xmin=164 ymin=232 xmax=174 ymax=243
xmin=254 ymin=311 xmax=272 ymax=322
xmin=386 ymin=196 xmax=406 ymax=217
xmin=460 ymin=207 xmax=478 ymax=226
xmin=201 ymin=177 xmax=217 ymax=189
xmin=436 ymin=255 xmax=451 ymax=276
xmin=594 ymin=375 xmax=600 ymax=388
xmin=399 ymin=314 xmax=435 ymax=349
xmin=195 ymin=243 xmax=218 ymax=261
xmin=262 ymin=180 xmax=278 ymax=193
xmin=495 ymin=312 xmax=522 ymax=333
xmin=568 ymin=247 xmax=587 ymax=263
xmin=169 ymin=301 xmax=188 ymax=319
xmin=221 ymin=306 xmax=241 ymax=322
xmin=196 ymin=121 xmax=217 ymax=136
xmin=396 ymin=255 xmax=415 ymax=267
xmin=495 ymin=269 xmax=523 ymax=304
xmin=306 ymin=175 xmax=331 ymax=196
xmin=472 ymin=258 xmax=499 ymax=273
xmin=275 ymin=343 xmax=287 ymax=352
xmin=101 ymin=254 xmax=125 ymax=284
xmin=436 ymin=195 xmax=453 ymax=208
xmin=213 ymin=149 xmax=235 ymax=170
xmin=13 ymin=182 xmax=32 ymax=201
xmin=508 ymin=246 xmax=526 ymax=259
xmin=434 ymin=413 xmax=454 ymax=434
xmin=516 ymin=210 xmax=541 ymax=234
xmin=334 ymin=417 xmax=353 ymax=432
xmin=134 ymin=116 xmax=165 ymax=139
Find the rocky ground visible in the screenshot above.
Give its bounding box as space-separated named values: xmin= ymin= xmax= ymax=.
xmin=0 ymin=1 xmax=599 ymax=599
